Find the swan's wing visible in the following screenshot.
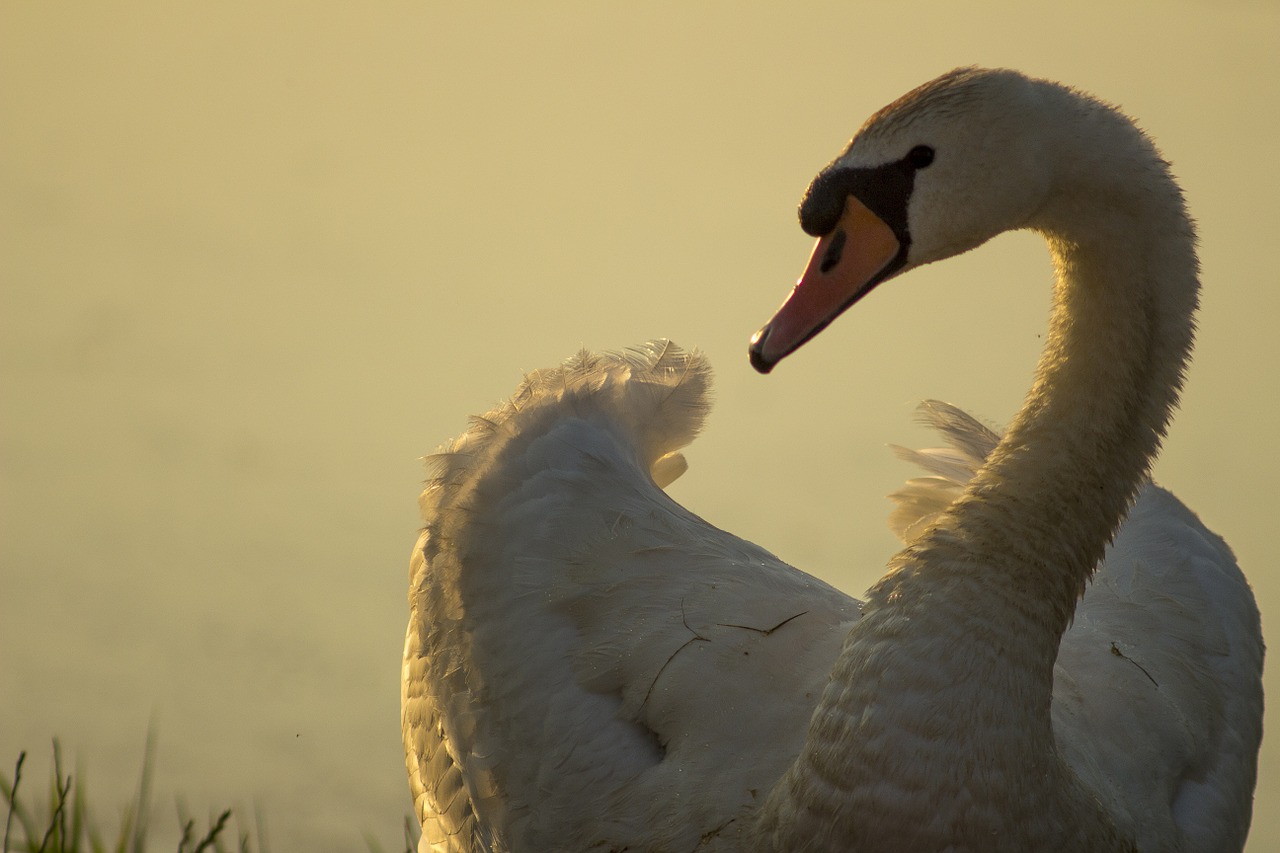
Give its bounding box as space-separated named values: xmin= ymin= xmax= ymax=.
xmin=886 ymin=400 xmax=1000 ymax=543
xmin=889 ymin=401 xmax=1264 ymax=852
xmin=402 ymin=342 xmax=859 ymax=853
xmin=1052 ymin=485 xmax=1263 ymax=853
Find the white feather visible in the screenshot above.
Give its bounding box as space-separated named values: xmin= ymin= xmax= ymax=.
xmin=403 ymin=342 xmax=858 ymax=851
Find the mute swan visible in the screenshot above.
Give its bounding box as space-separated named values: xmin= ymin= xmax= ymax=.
xmin=403 ymin=68 xmax=1263 ymax=852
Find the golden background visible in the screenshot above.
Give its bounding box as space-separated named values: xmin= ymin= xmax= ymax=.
xmin=3 ymin=2 xmax=1277 ymax=849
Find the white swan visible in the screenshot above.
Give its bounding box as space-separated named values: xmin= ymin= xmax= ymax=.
xmin=402 ymin=68 xmax=1263 ymax=852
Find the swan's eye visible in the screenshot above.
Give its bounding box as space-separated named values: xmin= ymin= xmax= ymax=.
xmin=906 ymin=145 xmax=935 ymax=169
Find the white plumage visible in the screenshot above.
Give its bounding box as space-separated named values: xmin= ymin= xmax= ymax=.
xmin=403 ymin=68 xmax=1263 ymax=852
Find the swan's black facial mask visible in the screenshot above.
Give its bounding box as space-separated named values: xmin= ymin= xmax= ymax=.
xmin=749 ymin=156 xmax=922 ymax=373
xmin=799 ymin=158 xmax=918 ymax=241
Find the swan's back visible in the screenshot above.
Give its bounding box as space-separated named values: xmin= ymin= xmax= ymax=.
xmin=405 ymin=361 xmax=1261 ymax=852
xmin=402 ymin=342 xmax=860 ymax=852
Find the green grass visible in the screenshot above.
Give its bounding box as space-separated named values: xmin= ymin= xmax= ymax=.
xmin=1 ymin=736 xmax=260 ymax=853
xmin=3 ymin=737 xmax=417 ymax=853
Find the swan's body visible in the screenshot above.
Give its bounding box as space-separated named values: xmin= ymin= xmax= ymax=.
xmin=403 ymin=69 xmax=1263 ymax=851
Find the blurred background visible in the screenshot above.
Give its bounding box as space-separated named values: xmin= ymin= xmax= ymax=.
xmin=2 ymin=2 xmax=1277 ymax=850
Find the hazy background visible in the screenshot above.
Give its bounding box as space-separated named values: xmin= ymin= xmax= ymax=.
xmin=2 ymin=2 xmax=1277 ymax=850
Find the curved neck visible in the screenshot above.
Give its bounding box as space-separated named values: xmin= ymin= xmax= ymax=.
xmin=954 ymin=211 xmax=1198 ymax=636
xmin=757 ymin=136 xmax=1199 ymax=851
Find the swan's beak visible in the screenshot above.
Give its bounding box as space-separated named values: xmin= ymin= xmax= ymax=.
xmin=749 ymin=195 xmax=900 ymax=373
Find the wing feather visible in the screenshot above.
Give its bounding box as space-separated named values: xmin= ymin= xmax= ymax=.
xmin=402 ymin=342 xmax=858 ymax=852
xmin=888 ymin=401 xmax=1263 ymax=852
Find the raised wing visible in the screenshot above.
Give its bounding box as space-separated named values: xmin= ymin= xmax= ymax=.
xmin=401 ymin=342 xmax=860 ymax=852
xmin=1052 ymin=485 xmax=1263 ymax=852
xmin=888 ymin=401 xmax=1264 ymax=852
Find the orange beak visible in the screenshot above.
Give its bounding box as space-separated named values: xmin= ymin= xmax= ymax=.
xmin=750 ymin=195 xmax=900 ymax=372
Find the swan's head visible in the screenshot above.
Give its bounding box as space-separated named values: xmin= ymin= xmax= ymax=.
xmin=750 ymin=67 xmax=1060 ymax=372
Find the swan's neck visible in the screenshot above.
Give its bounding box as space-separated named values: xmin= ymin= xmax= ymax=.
xmin=958 ymin=209 xmax=1199 ymax=635
xmin=758 ymin=126 xmax=1199 ymax=851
